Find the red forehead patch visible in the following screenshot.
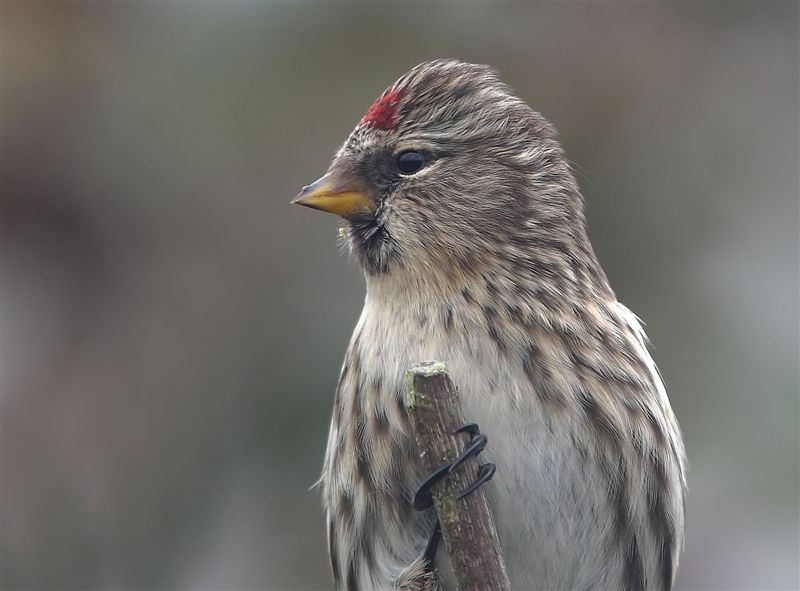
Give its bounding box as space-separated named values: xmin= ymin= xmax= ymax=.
xmin=359 ymin=86 xmax=404 ymax=131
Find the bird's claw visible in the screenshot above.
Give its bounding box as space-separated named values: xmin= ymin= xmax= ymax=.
xmin=411 ymin=422 xmax=497 ymax=570
xmin=412 ymin=422 xmax=493 ymax=511
xmin=457 ymin=462 xmax=496 ymax=500
xmin=454 ymin=422 xmax=480 ymax=436
xmin=413 ymin=465 xmax=452 ymax=511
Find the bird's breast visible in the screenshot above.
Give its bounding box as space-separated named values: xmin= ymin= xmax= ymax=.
xmin=325 ymin=289 xmax=685 ymax=590
xmin=347 ymin=293 xmax=573 ymax=583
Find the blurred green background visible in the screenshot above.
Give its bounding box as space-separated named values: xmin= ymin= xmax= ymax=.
xmin=2 ymin=2 xmax=798 ymax=590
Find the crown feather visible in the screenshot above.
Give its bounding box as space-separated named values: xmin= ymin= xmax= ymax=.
xmin=359 ymin=86 xmax=404 ymax=131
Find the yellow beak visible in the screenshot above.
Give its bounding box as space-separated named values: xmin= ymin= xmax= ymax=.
xmin=291 ymin=171 xmax=374 ymax=219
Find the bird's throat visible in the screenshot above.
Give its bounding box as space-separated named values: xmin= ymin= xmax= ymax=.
xmin=345 ymin=214 xmax=397 ymax=276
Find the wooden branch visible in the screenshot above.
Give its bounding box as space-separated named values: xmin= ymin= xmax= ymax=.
xmin=405 ymin=361 xmax=510 ymax=591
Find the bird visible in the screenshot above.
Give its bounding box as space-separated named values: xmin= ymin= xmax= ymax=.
xmin=292 ymin=59 xmax=686 ymax=591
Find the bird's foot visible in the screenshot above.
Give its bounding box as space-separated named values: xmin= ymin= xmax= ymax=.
xmin=421 ymin=518 xmax=442 ymax=566
xmin=457 ymin=461 xmax=497 ymax=500
xmin=412 ymin=422 xmax=495 ymax=511
xmin=411 ymin=422 xmax=497 ymax=570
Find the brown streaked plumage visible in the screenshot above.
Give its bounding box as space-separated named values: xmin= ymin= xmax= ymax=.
xmin=295 ymin=59 xmax=686 ymax=591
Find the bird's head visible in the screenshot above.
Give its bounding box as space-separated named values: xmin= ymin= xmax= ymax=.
xmin=293 ymin=59 xmax=588 ymax=291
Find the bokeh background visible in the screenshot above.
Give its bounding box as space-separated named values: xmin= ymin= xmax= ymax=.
xmin=2 ymin=2 xmax=798 ymax=590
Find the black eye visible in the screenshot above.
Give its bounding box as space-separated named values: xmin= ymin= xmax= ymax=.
xmin=396 ymin=150 xmax=426 ymax=175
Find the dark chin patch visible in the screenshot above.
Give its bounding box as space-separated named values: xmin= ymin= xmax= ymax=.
xmin=348 ymin=213 xmax=396 ymax=275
